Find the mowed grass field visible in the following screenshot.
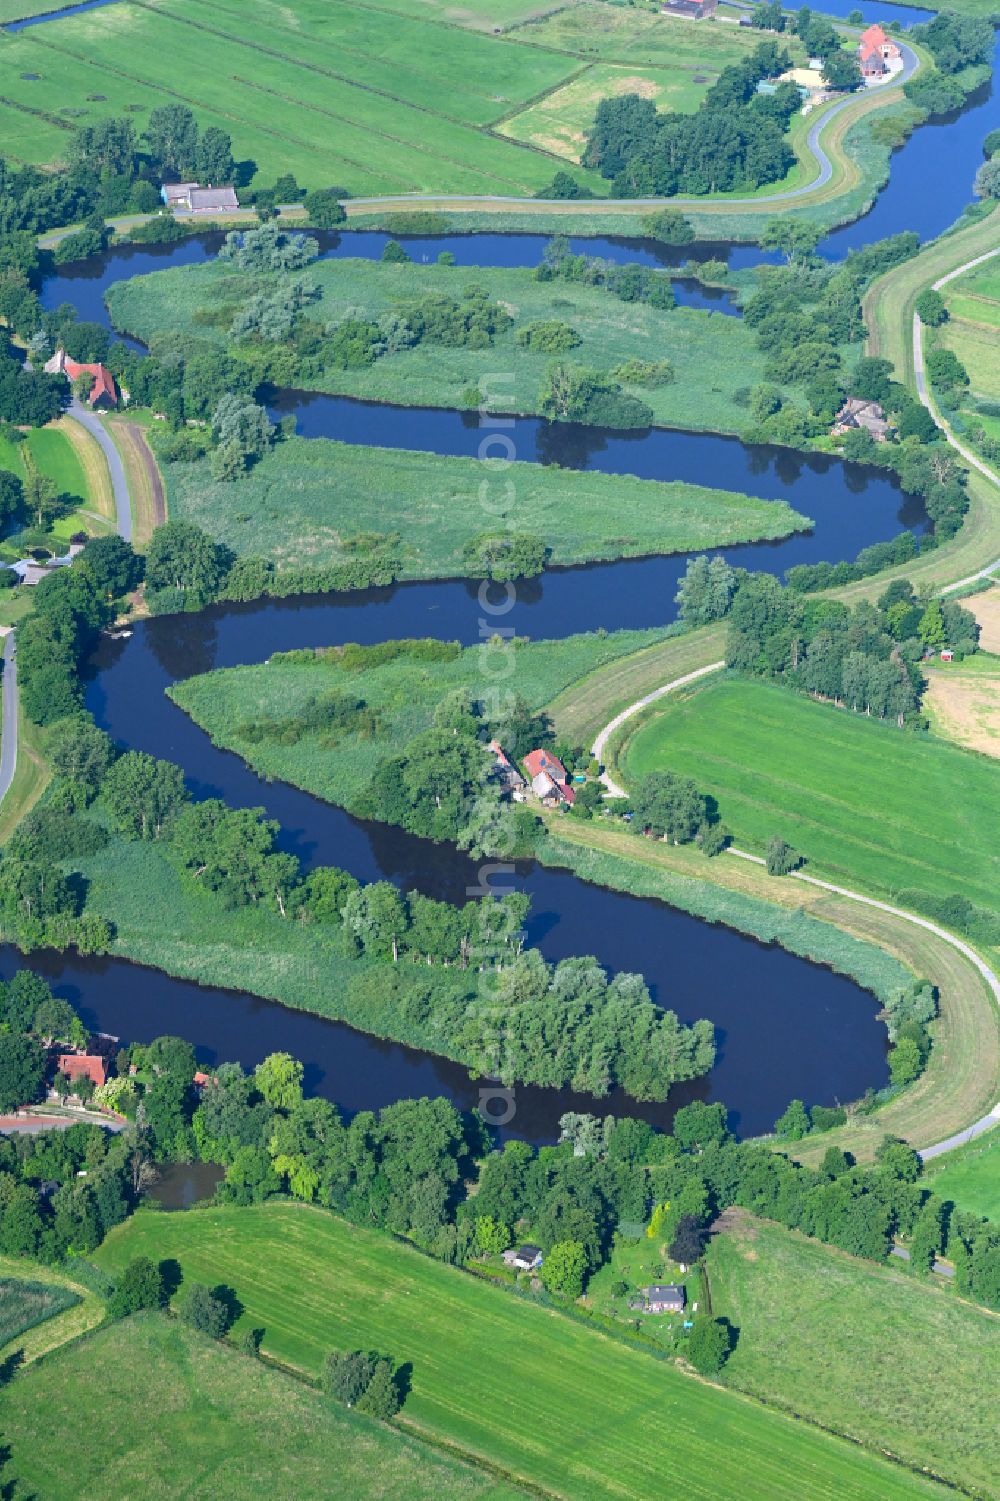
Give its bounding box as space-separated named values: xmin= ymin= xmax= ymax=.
xmin=0 ymin=0 xmax=810 ymax=194
xmin=107 ymin=256 xmax=774 ymax=435
xmin=0 ymin=1315 xmax=526 ymax=1500
xmin=707 ymin=1214 xmax=1000 ymax=1497
xmin=90 ymin=1202 xmax=951 ymax=1501
xmin=940 ymin=258 xmax=1000 ymax=401
xmin=923 ymin=1125 xmax=1000 ymax=1219
xmin=619 ymin=674 xmax=1000 ymax=917
xmin=162 ymin=435 xmax=808 ymax=577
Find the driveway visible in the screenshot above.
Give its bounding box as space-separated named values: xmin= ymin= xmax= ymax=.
xmin=0 ymin=630 xmax=17 ymax=805
xmin=66 ymin=399 xmax=132 ymax=542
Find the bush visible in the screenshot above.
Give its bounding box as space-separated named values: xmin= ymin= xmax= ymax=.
xmin=517 ymin=319 xmax=581 ymax=353
xmin=642 ymin=208 xmax=695 ymax=245
xmin=687 ymin=1315 xmax=732 ymax=1375
xmin=108 ymin=1256 xmax=164 ymax=1319
xmin=536 ymin=170 xmax=593 ymax=200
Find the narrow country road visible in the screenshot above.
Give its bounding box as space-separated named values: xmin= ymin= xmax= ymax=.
xmin=0 ymin=631 xmax=17 ymax=804
xmin=591 ymin=665 xmax=1000 ymax=1161
xmin=913 ymin=244 xmax=1000 ymax=594
xmin=66 ymin=398 xmax=132 ymax=543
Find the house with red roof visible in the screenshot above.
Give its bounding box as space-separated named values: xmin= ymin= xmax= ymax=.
xmin=57 ymin=1054 xmax=107 ymax=1089
xmin=858 ymin=23 xmax=901 ymax=80
xmin=44 ymin=349 xmax=118 ymax=409
xmin=522 ymin=748 xmax=576 ymax=807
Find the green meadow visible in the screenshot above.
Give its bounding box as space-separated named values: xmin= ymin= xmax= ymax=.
xmin=620 ymin=674 xmax=1000 ymax=918
xmin=90 ymin=1202 xmax=950 ymax=1501
xmin=24 ymin=425 xmax=87 ymax=498
xmin=0 ymin=1315 xmax=524 ymax=1500
xmin=708 ymin=1215 xmax=1000 ymax=1498
xmin=923 ymin=1126 xmax=1000 ymax=1220
xmin=107 ymin=257 xmax=773 ymax=435
xmin=162 ymin=435 xmax=808 ymax=577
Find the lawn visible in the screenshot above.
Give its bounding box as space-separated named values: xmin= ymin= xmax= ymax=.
xmin=107 ymin=256 xmax=776 ymax=436
xmin=0 ymin=432 xmax=27 ymax=481
xmin=89 ymin=1202 xmax=949 ymax=1501
xmin=24 ymin=425 xmax=88 ymax=500
xmin=0 ymin=0 xmax=598 ymax=192
xmin=923 ymin=1124 xmax=1000 ymax=1219
xmin=707 ymin=1213 xmax=1000 ymax=1498
xmin=162 ymin=435 xmax=808 ymax=578
xmin=619 ymin=674 xmax=1000 ymax=919
xmin=0 ymin=1275 xmax=79 ymax=1351
xmin=0 ymin=1314 xmax=525 ymax=1500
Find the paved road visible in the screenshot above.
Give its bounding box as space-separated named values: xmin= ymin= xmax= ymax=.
xmin=66 ymin=398 xmax=132 ymax=542
xmin=591 ymin=664 xmax=1000 ymax=1161
xmin=890 ymin=1244 xmax=955 ymax=1277
xmin=913 ymin=245 xmax=1000 ymax=594
xmin=0 ymin=630 xmax=17 ymax=805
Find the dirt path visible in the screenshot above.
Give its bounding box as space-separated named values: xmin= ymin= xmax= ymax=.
xmin=108 ymin=419 xmax=166 ymax=545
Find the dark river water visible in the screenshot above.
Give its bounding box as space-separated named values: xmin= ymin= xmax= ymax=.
xmin=20 ymin=25 xmax=997 ymax=1143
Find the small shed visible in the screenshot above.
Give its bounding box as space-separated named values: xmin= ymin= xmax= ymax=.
xmin=940 ymin=649 xmax=955 ymax=662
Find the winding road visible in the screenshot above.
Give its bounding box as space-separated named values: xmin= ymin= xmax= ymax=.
xmin=590 ymin=664 xmax=1000 ymax=1161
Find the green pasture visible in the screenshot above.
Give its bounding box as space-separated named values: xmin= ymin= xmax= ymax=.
xmin=708 ymin=1215 xmax=1000 ymax=1498
xmin=924 ymin=1126 xmax=1000 ymax=1220
xmin=0 ymin=0 xmax=596 ymax=192
xmin=0 ymin=1314 xmax=524 ymax=1500
xmin=25 ymin=425 xmax=87 ymax=499
xmin=0 ymin=1275 xmax=79 ymax=1351
xmin=170 ymin=627 xmax=679 ymax=812
xmin=107 ymin=256 xmax=774 ymax=435
xmin=162 ymin=435 xmax=807 ymax=577
xmin=90 ymin=1203 xmax=949 ymax=1501
xmin=619 ymin=674 xmax=1000 ymax=918
xmin=517 ymin=2 xmax=797 ymax=70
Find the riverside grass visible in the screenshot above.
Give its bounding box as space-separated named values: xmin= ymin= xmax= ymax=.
xmin=162 ymin=435 xmax=809 ymax=578
xmin=106 ymin=257 xmax=778 ymax=437
xmin=90 ymin=1203 xmax=949 ymax=1501
xmin=168 ymin=630 xmax=914 ymax=1011
xmin=619 ymin=674 xmax=1000 ymax=924
xmin=0 ymin=1315 xmax=527 ymax=1501
xmin=707 ymin=1214 xmax=1000 ymax=1498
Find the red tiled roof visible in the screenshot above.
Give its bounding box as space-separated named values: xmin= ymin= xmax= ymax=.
xmin=62 ymin=357 xmax=118 ymax=407
xmin=860 ymin=23 xmax=887 ymax=46
xmin=523 ymin=748 xmax=568 ymax=783
xmin=57 ymin=1054 xmax=106 ymax=1088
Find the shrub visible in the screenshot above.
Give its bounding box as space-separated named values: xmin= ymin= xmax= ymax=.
xmin=516 ymin=319 xmax=581 ymax=353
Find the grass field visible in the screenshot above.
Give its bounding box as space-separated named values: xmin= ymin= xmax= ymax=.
xmin=107 ymin=256 xmax=776 ymax=436
xmin=162 ymin=435 xmax=808 ymax=578
xmin=514 ymin=2 xmax=801 ymax=70
xmin=707 ymin=1213 xmax=1000 ymax=1497
xmin=0 ymin=1315 xmax=526 ymax=1501
xmin=0 ymin=1275 xmax=78 ymax=1351
xmin=24 ymin=424 xmax=87 ymax=499
xmin=89 ymin=1202 xmax=950 ymax=1501
xmin=619 ymin=674 xmax=1000 ymax=919
xmin=499 ymin=63 xmax=710 ymax=161
xmin=923 ymin=1124 xmax=1000 ymax=1219
xmin=924 ymin=652 xmax=1000 ymax=759
xmin=939 ymin=257 xmax=1000 ymax=402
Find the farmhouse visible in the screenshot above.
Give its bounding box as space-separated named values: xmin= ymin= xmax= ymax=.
xmin=160 ymin=182 xmax=239 ymax=213
xmin=43 ymin=349 xmax=118 ymax=409
xmin=661 ymin=0 xmax=717 ymax=18
xmin=57 ymin=1054 xmax=107 ymax=1090
xmin=503 ymin=1245 xmax=543 ymax=1271
xmin=858 ymin=24 xmax=902 ymax=81
xmin=523 ymin=748 xmax=576 ymax=807
xmin=642 ymin=1283 xmax=686 ymax=1314
xmin=832 ymin=396 xmax=891 ymax=441
xmin=489 ymin=739 xmax=526 ymax=797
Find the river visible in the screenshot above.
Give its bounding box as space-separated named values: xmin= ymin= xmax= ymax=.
xmin=18 ymin=20 xmax=998 ymax=1143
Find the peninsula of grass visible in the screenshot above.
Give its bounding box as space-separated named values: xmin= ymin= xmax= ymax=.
xmin=89 ymin=1202 xmax=950 ymax=1501
xmin=167 ymin=631 xmax=917 ymax=1015
xmin=163 ymin=435 xmax=810 ymax=577
xmin=106 ymin=257 xmax=779 ymax=437
xmin=619 ymin=673 xmax=1000 ymax=923
xmin=707 ymin=1213 xmax=1000 ymax=1498
xmin=0 ymin=1314 xmax=526 ymax=1501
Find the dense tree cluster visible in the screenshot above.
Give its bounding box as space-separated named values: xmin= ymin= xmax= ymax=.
xmin=724 ymin=572 xmax=978 ymax=723
xmin=583 ymin=44 xmax=799 ymax=197
xmin=536 ymin=236 xmax=676 ymax=311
